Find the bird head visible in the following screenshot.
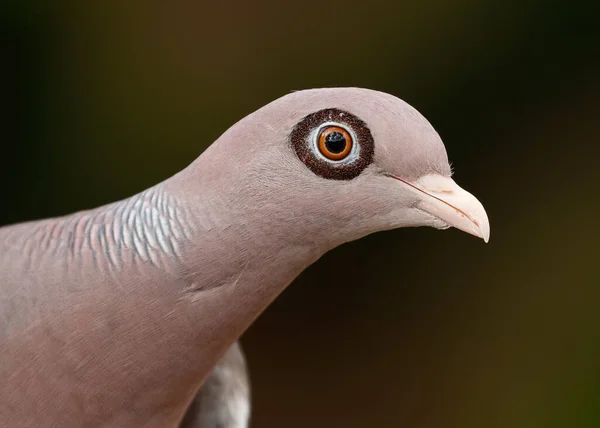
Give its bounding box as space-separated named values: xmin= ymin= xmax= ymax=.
xmin=187 ymin=87 xmax=489 ymax=250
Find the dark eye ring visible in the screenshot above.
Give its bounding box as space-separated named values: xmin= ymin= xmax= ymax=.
xmin=290 ymin=108 xmax=374 ymax=180
xmin=317 ymin=126 xmax=353 ymax=161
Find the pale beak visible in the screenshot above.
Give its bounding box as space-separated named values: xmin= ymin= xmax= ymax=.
xmin=389 ymin=173 xmax=490 ymax=242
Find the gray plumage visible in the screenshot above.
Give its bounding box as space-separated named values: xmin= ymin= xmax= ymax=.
xmin=0 ymin=88 xmax=489 ymax=427
xmin=180 ymin=342 xmax=250 ymax=428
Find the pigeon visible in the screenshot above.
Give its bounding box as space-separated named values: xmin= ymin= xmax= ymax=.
xmin=0 ymin=87 xmax=489 ymax=427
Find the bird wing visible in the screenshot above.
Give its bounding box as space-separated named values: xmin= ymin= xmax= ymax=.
xmin=180 ymin=341 xmax=251 ymax=428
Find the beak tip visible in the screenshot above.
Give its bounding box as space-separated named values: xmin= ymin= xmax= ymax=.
xmin=465 ymin=220 xmax=489 ymax=243
xmin=479 ymin=221 xmax=490 ymax=243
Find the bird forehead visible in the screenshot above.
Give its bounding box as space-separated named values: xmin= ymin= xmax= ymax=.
xmin=268 ymin=87 xmax=414 ymax=122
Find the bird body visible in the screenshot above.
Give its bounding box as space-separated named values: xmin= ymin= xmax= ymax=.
xmin=0 ymin=88 xmax=488 ymax=427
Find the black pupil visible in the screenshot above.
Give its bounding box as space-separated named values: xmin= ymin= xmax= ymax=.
xmin=324 ymin=131 xmax=347 ymax=154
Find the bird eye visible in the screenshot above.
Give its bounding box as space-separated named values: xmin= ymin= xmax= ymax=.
xmin=317 ymin=126 xmax=353 ymax=161
xmin=290 ymin=108 xmax=374 ymax=180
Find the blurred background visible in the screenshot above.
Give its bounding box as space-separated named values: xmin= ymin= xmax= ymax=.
xmin=3 ymin=0 xmax=600 ymax=426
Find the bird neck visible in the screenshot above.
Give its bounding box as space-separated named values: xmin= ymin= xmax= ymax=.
xmin=160 ymin=175 xmax=328 ymax=356
xmin=0 ymin=179 xmax=328 ymax=426
xmin=117 ymin=170 xmax=332 ymax=419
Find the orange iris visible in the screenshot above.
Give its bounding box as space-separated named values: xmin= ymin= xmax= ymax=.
xmin=317 ymin=126 xmax=353 ymax=160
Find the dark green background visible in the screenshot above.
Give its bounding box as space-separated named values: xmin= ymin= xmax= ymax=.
xmin=3 ymin=1 xmax=600 ymax=426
